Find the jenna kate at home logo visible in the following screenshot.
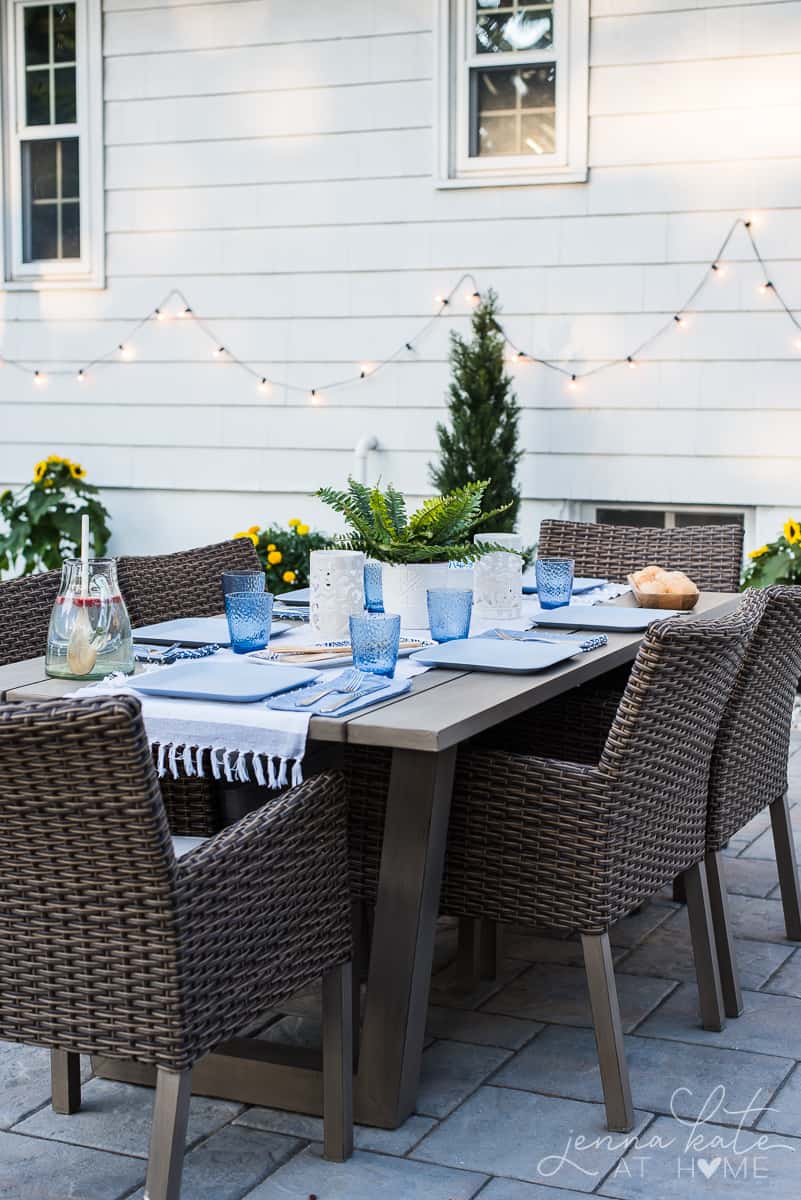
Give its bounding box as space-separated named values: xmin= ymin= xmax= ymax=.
xmin=537 ymin=1086 xmax=795 ymax=1183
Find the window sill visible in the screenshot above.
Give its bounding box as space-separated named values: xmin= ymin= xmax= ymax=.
xmin=2 ymin=272 xmax=106 ymax=292
xmin=436 ymin=166 xmax=589 ymax=190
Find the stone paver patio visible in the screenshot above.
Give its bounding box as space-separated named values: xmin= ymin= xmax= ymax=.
xmin=4 ymin=738 xmax=801 ymax=1199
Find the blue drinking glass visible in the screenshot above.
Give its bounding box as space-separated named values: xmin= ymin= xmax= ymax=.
xmin=535 ymin=558 xmax=574 ymax=609
xmin=224 ymin=591 xmax=274 ymax=653
xmin=427 ymin=588 xmax=473 ymax=642
xmin=221 ymin=570 xmax=266 ymax=596
xmin=363 ymin=561 xmax=384 ymax=613
xmin=349 ymin=612 xmax=401 ymax=678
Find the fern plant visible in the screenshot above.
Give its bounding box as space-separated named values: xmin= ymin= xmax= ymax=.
xmin=316 ymin=478 xmax=513 ymax=565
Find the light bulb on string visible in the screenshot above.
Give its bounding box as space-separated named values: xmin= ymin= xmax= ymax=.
xmin=627 ymin=356 xmax=637 ymax=369
xmin=758 ymin=281 xmax=773 ymax=295
xmin=213 ymin=346 xmax=226 ymax=359
xmin=179 ymin=306 xmax=192 ymax=319
xmin=674 ymin=314 xmax=687 ymax=329
xmin=711 ymin=263 xmax=726 ymax=278
xmin=310 ymin=389 xmax=323 ymax=405
xmin=118 ymin=343 xmax=134 ymax=360
xmin=33 ymin=370 xmax=47 ymax=387
xmin=466 ymin=290 xmax=481 ymax=304
xmin=359 ymin=362 xmax=374 ymax=379
xmin=258 ymin=377 xmax=270 ymax=394
xmin=76 ymin=369 xmax=86 ymax=384
xmin=567 ymin=374 xmax=578 ymax=391
xmin=794 ymin=337 xmax=801 ymax=352
xmin=435 ymin=295 xmax=449 ymax=308
xmin=155 ymin=307 xmax=168 ymax=322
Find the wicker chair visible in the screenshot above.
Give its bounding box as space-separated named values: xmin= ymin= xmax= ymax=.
xmin=348 ymin=602 xmax=759 ymax=1131
xmin=703 ymin=586 xmax=801 ymax=1017
xmin=0 ymin=696 xmax=354 ymax=1198
xmin=0 ymin=568 xmax=60 ymax=666
xmin=118 ymin=538 xmax=264 ymax=837
xmin=538 ymin=519 xmax=744 ymax=593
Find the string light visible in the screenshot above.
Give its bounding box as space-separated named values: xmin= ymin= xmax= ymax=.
xmin=5 ymin=220 xmax=800 ymax=398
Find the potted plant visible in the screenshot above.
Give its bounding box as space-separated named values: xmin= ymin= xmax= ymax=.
xmin=233 ymin=517 xmax=328 ymax=593
xmin=317 ymin=478 xmax=511 ymax=627
xmin=741 ymin=518 xmax=801 ymax=589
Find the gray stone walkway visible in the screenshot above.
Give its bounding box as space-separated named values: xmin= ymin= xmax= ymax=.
xmin=4 ymin=738 xmax=801 ymax=1198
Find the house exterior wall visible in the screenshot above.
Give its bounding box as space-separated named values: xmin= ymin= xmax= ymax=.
xmin=2 ymin=0 xmax=800 ymax=554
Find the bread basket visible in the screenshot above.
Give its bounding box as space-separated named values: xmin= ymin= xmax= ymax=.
xmin=627 ymin=574 xmax=699 ymax=611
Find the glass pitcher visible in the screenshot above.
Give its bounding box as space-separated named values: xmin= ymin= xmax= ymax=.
xmin=46 ymin=558 xmax=134 ymax=679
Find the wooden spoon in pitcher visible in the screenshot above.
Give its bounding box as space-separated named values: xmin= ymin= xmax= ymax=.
xmin=66 ymin=514 xmax=97 ymax=676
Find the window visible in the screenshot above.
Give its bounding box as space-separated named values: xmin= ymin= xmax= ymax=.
xmin=1 ymin=0 xmax=103 ymax=287
xmin=437 ymin=0 xmax=589 ymax=187
xmin=594 ymin=507 xmax=746 ymax=531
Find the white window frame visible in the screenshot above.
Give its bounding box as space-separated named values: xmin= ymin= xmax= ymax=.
xmin=436 ymin=0 xmax=589 ymax=188
xmin=583 ymin=502 xmax=754 ymax=555
xmin=0 ymin=0 xmax=104 ymax=289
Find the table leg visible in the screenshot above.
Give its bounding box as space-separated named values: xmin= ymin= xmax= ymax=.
xmin=355 ymin=746 xmax=457 ymax=1128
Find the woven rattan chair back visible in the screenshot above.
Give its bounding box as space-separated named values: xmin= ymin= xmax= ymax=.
xmin=0 ymin=568 xmax=60 ymax=665
xmin=707 ymin=586 xmax=801 ymax=850
xmin=0 ymin=695 xmax=188 ymax=1065
xmin=117 ymin=538 xmax=262 ymax=628
xmin=538 ymin=519 xmax=744 ymax=593
xmin=593 ymin=602 xmax=760 ymax=915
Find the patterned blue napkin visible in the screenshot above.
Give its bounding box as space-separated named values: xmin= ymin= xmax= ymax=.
xmin=480 ymin=629 xmax=608 ymax=653
xmin=268 ymin=673 xmax=411 ymax=717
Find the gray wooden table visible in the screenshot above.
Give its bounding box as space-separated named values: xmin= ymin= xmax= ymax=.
xmin=0 ymin=591 xmax=738 ymax=1128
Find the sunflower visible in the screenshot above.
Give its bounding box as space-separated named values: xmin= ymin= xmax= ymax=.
xmin=33 ymin=461 xmax=47 ymax=483
xmin=247 ymin=525 xmax=260 ymax=536
xmin=748 ymin=545 xmax=770 ymax=560
xmin=282 ymin=570 xmax=296 ymax=584
xmin=268 ymin=550 xmax=282 ymax=565
xmin=46 ymin=454 xmax=63 ymax=465
xmin=233 ymin=531 xmax=259 ymax=546
xmin=784 ymin=518 xmax=801 ymax=545
xmin=69 ymin=462 xmax=86 ymax=480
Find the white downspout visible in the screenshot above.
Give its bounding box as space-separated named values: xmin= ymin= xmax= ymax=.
xmin=354 ymin=434 xmax=379 ymax=483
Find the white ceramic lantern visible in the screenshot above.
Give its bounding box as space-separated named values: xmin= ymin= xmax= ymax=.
xmin=309 ymin=550 xmax=365 ymax=640
xmin=473 ymin=533 xmax=523 ymax=620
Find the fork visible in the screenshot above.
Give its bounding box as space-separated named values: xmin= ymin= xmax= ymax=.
xmin=318 ymin=674 xmax=387 ymax=713
xmin=293 ymin=667 xmax=362 ymax=707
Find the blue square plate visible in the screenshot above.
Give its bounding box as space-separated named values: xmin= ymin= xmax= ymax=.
xmin=532 ymin=606 xmax=684 ymax=632
xmin=409 ymin=638 xmax=578 ymax=673
xmin=132 ymin=615 xmax=291 ymax=647
xmin=130 ymin=659 xmax=320 ymax=702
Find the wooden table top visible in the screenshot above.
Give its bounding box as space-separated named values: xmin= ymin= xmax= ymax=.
xmin=0 ymin=591 xmax=739 ymax=752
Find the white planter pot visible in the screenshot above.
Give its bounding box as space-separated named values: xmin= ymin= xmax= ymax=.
xmin=309 ymin=550 xmax=365 ymax=640
xmin=381 ymin=562 xmax=450 ymax=629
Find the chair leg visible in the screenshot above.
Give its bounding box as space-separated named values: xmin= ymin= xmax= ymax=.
xmin=455 ymin=917 xmax=502 ymax=985
xmin=322 ymin=961 xmax=354 ymax=1162
xmin=672 ymin=874 xmax=687 ymax=904
xmin=705 ymin=850 xmax=743 ymax=1018
xmin=51 ymin=1050 xmax=81 ymax=1115
xmin=770 ymin=793 xmax=801 ymax=941
xmin=683 ymin=861 xmax=726 ymax=1032
xmin=581 ymin=932 xmax=634 ymax=1133
xmin=144 ymin=1068 xmax=192 ymax=1200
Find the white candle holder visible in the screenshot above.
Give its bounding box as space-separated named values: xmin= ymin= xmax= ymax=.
xmin=309 ymin=550 xmax=365 ymax=640
xmin=473 ymin=533 xmax=523 ymax=620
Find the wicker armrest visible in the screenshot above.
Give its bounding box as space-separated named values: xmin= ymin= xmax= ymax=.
xmin=441 ymin=748 xmax=624 ymax=933
xmin=174 ymin=770 xmax=352 ymax=1059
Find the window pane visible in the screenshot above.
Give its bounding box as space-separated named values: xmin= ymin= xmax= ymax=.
xmin=62 ymin=201 xmax=80 ymax=257
xmin=55 ymin=65 xmax=77 ymax=122
xmin=596 ymin=509 xmax=667 ymax=528
xmin=28 ymin=204 xmax=58 ymax=260
xmin=476 ymin=2 xmax=553 ymax=54
xmin=673 ymin=512 xmax=744 ymax=528
xmin=28 ymin=139 xmax=58 ymax=198
xmin=61 ymin=137 xmax=79 ymax=197
xmin=24 ymin=6 xmax=51 ymax=66
xmin=22 ymin=138 xmax=81 ymax=261
xmin=473 ymin=65 xmax=556 ymax=156
xmin=53 ymin=4 xmax=76 ymax=62
xmin=26 ymin=69 xmax=51 ymax=125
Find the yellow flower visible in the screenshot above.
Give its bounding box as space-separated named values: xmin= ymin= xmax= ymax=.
xmin=282 ymin=570 xmax=296 ymax=584
xmin=247 ymin=524 xmax=260 ymax=536
xmin=69 ymin=462 xmax=86 ymax=480
xmin=748 ymin=545 xmax=770 ymax=560
xmin=784 ymin=518 xmax=801 ymax=545
xmin=33 ymin=461 xmax=47 ymax=483
xmin=297 ymin=523 xmax=310 ymax=536
xmin=46 ymin=454 xmax=63 ymax=464
xmin=288 ymin=518 xmax=300 ymax=527
xmin=267 ymin=543 xmax=276 ymax=551
xmin=233 ymin=531 xmax=259 ymax=546
xmin=268 ymin=550 xmax=282 ymax=565
xmin=43 ymin=477 xmax=54 ymax=489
